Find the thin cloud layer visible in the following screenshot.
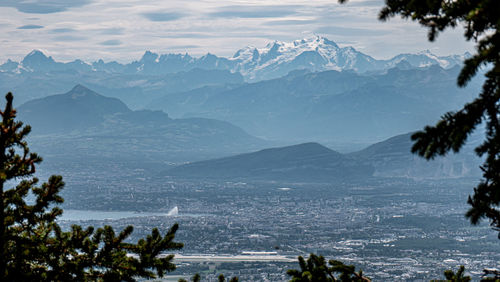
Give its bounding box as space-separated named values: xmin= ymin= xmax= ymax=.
xmin=208 ymin=5 xmax=301 ymax=18
xmin=142 ymin=12 xmax=185 ymax=22
xmin=17 ymin=25 xmax=44 ymax=29
xmin=53 ymin=35 xmax=88 ymax=42
xmin=100 ymin=40 xmax=122 ymax=46
xmin=50 ymin=28 xmax=77 ymax=33
xmin=0 ymin=0 xmax=475 ymax=63
xmin=0 ymin=0 xmax=92 ymax=14
xmin=314 ymin=26 xmax=391 ymax=37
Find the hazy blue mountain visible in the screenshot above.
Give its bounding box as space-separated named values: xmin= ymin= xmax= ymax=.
xmin=4 ymin=49 xmax=474 ymax=146
xmin=18 ymin=84 xmax=130 ymax=133
xmin=0 ymin=55 xmax=244 ymax=107
xmin=0 ymin=36 xmax=470 ymax=113
xmin=166 ymin=131 xmax=481 ymax=181
xmin=21 ymin=50 xmax=58 ymax=71
xmin=349 ymin=132 xmax=481 ymax=178
xmin=383 ymin=50 xmax=471 ymax=70
xmin=146 ymin=84 xmax=242 ymax=118
xmin=166 ymin=142 xmax=374 ymax=181
xmin=150 ymin=65 xmax=480 ymax=144
xmin=18 ymin=85 xmax=266 ymax=161
xmin=0 ymin=37 xmax=474 ymax=146
xmin=0 ymin=49 xmax=236 ymax=76
xmin=121 ymin=51 xmax=237 ymax=75
xmin=130 ymin=36 xmax=464 ymax=81
xmin=13 ymin=50 xmax=94 ymax=73
xmin=1 ymin=36 xmax=467 ymax=84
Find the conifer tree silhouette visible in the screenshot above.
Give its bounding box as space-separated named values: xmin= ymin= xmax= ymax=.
xmin=0 ymin=92 xmax=183 ymax=281
xmin=372 ymin=0 xmax=500 ymax=236
xmin=287 ymin=253 xmax=370 ymax=282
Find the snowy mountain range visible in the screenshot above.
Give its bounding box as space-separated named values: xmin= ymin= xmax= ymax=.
xmin=1 ymin=36 xmax=469 ymax=82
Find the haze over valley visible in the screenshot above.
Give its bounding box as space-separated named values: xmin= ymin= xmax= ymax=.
xmin=1 ymin=32 xmax=492 ymax=280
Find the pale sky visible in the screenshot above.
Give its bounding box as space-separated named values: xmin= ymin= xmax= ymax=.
xmin=0 ymin=0 xmax=475 ymax=63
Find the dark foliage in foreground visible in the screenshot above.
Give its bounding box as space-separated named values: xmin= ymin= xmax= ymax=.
xmin=288 ymin=0 xmax=500 ymax=281
xmin=287 ymin=254 xmax=370 ymax=282
xmin=0 ymin=92 xmax=183 ymax=281
xmin=374 ymin=0 xmax=500 ymax=236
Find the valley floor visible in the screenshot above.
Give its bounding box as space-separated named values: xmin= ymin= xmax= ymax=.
xmin=40 ymin=159 xmax=500 ymax=281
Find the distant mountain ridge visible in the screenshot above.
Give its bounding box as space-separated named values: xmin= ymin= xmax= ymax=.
xmin=165 ymin=132 xmax=482 ymax=181
xmin=229 ymin=37 xmax=469 ymax=80
xmin=1 ymin=36 xmax=469 ymax=82
xmin=19 ymin=84 xmax=131 ymax=133
xmin=349 ymin=132 xmax=481 ymax=178
xmin=0 ymin=62 xmax=244 ymax=107
xmin=0 ymin=36 xmax=475 ymax=148
xmin=166 ymin=142 xmax=374 ymax=181
xmin=149 ymin=64 xmax=480 ymax=144
xmin=18 ymin=85 xmax=267 ymax=161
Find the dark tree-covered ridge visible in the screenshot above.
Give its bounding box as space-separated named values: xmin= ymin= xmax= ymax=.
xmin=0 ymin=92 xmax=183 ymax=281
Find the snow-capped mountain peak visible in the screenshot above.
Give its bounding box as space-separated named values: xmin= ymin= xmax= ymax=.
xmin=226 ymin=36 xmax=469 ymax=81
xmin=140 ymin=51 xmax=160 ymax=63
xmin=1 ymin=36 xmax=469 ymax=80
xmin=22 ymin=50 xmax=54 ymax=65
xmin=230 ymin=36 xmax=373 ymax=80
